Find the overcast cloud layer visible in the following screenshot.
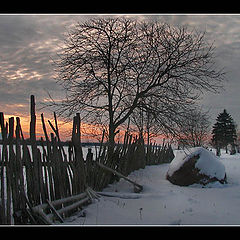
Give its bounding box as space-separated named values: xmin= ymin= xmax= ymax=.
xmin=1 ymin=14 xmax=240 ymax=127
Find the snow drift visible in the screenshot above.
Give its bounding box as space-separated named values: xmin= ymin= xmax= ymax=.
xmin=166 ymin=147 xmax=227 ymax=186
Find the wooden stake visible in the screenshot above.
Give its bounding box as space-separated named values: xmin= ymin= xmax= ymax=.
xmin=96 ymin=162 xmax=143 ymax=193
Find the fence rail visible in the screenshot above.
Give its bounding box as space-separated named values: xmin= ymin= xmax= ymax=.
xmin=0 ymin=95 xmax=174 ymax=225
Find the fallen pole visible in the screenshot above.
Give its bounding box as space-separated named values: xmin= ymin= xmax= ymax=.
xmin=96 ymin=162 xmax=143 ymax=193
xmin=97 ymin=191 xmax=142 ymax=199
xmin=31 ymin=190 xmax=93 ymax=224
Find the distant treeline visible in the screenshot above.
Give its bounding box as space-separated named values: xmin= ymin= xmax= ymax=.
xmin=0 ymin=138 xmax=101 ymax=147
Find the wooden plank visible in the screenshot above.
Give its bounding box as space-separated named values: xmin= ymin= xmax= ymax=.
xmin=22 ymin=139 xmax=35 ymax=205
xmin=32 ymin=206 xmax=53 ymax=224
xmin=32 ymin=192 xmax=88 ymax=213
xmin=49 ymin=115 xmax=71 ymax=198
xmin=0 ymin=113 xmax=6 ymax=223
xmin=41 ymin=113 xmax=50 ymax=142
xmin=71 ymin=113 xmax=85 ymax=194
xmin=8 ymin=117 xmax=19 ymax=215
xmin=50 ymin=133 xmax=61 ymax=200
xmin=97 ymin=191 xmax=142 ymax=199
xmin=37 ymin=149 xmax=47 ymax=204
xmin=30 ymin=95 xmax=41 ymax=205
xmin=51 ymin=191 xmax=87 ymax=207
xmin=86 ymin=187 xmax=101 ymax=200
xmin=57 ymin=196 xmax=90 ymax=215
xmin=40 ymin=115 xmax=55 ymax=201
xmin=31 ymin=191 xmax=91 ymax=223
xmin=46 ymin=199 xmax=64 ymax=223
xmin=21 ymin=192 xmax=37 ymax=224
xmin=47 ymin=196 xmax=90 ymax=221
xmin=15 ymin=117 xmax=26 ymax=211
xmin=40 ymin=138 xmax=50 ymax=201
xmin=6 ymin=162 xmax=11 ymax=223
xmin=96 ymin=162 xmax=143 ymax=192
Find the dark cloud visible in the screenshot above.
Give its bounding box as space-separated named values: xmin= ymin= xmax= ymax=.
xmin=0 ymin=15 xmax=82 ymax=113
xmin=1 ymin=14 xmax=240 ymax=128
xmin=148 ymin=15 xmax=240 ymax=126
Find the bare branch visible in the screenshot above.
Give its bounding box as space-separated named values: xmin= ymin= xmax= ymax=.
xmin=47 ymin=17 xmax=225 ymax=144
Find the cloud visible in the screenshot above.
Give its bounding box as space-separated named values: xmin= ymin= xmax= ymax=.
xmin=0 ymin=15 xmax=70 ymax=112
xmin=1 ymin=14 xmax=240 ymax=128
xmin=162 ymin=15 xmax=240 ymax=126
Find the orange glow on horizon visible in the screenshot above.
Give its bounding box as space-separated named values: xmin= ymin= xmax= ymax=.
xmin=1 ymin=113 xmax=105 ymax=142
xmin=1 ymin=113 xmax=167 ymax=144
xmin=1 ymin=109 xmax=168 ymax=144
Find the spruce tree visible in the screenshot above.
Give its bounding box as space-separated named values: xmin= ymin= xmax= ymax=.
xmin=212 ymin=109 xmax=237 ymax=154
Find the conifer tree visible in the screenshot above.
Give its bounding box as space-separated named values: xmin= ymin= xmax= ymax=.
xmin=212 ymin=109 xmax=237 ymax=154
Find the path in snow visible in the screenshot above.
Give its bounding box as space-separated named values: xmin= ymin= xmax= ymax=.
xmin=61 ymin=151 xmax=240 ymax=225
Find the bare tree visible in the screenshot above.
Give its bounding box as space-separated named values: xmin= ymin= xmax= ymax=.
xmin=176 ymin=107 xmax=211 ymax=148
xmin=130 ymin=98 xmax=173 ymax=145
xmin=49 ymin=17 xmax=224 ymax=149
xmin=130 ymin=101 xmax=154 ymax=145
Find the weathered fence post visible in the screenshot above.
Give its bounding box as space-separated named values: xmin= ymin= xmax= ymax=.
xmin=0 ymin=94 xmax=175 ymax=224
xmin=0 ymin=112 xmax=8 ymax=223
xmin=71 ymin=113 xmax=86 ymax=194
xmin=30 ymin=95 xmax=41 ymax=205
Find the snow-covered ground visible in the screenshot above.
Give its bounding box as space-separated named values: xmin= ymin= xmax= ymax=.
xmin=61 ymin=149 xmax=240 ymax=226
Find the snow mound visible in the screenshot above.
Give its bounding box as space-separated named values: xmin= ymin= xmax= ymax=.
xmin=166 ymin=147 xmax=227 ymax=186
xmin=194 ymin=148 xmax=226 ymax=180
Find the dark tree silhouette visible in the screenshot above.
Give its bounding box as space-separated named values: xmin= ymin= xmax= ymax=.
xmin=212 ymin=109 xmax=237 ymax=154
xmin=177 ymin=108 xmax=211 ymax=148
xmin=49 ymin=17 xmax=225 ymax=149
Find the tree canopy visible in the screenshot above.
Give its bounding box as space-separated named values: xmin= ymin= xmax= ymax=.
xmin=50 ymin=17 xmax=225 ymax=145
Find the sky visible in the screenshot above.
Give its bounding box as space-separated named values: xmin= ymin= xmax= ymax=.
xmin=1 ymin=14 xmax=240 ymax=140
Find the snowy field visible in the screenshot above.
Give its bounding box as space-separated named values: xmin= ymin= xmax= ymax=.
xmin=61 ymin=149 xmax=240 ymax=226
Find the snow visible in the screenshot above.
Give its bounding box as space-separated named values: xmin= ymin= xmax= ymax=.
xmin=194 ymin=148 xmax=225 ymax=180
xmin=60 ymin=149 xmax=240 ymax=226
xmin=167 ymin=147 xmax=226 ymax=180
xmin=166 ymin=149 xmax=188 ymax=177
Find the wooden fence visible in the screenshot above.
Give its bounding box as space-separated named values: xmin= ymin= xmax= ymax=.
xmin=0 ymin=95 xmax=174 ymax=225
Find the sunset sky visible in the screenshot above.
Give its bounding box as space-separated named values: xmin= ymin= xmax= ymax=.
xmin=1 ymin=14 xmax=240 ymax=141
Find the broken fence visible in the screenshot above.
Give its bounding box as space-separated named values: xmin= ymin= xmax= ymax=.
xmin=0 ymin=95 xmax=174 ymax=225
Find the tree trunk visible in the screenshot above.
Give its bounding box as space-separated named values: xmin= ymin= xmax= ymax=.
xmin=216 ymin=145 xmax=221 ymax=156
xmin=109 ymin=125 xmax=115 ymax=147
xmin=108 ymin=123 xmax=116 ymax=166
